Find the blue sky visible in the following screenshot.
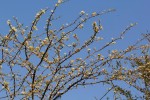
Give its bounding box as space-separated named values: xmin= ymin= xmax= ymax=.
xmin=0 ymin=0 xmax=150 ymax=100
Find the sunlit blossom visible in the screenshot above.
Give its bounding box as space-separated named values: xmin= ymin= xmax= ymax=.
xmin=80 ymin=10 xmax=85 ymax=15
xmin=92 ymin=12 xmax=97 ymax=16
xmin=12 ymin=27 xmax=17 ymax=32
xmin=79 ymin=24 xmax=84 ymax=29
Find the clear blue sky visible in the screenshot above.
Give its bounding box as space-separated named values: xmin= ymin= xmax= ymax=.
xmin=0 ymin=0 xmax=150 ymax=100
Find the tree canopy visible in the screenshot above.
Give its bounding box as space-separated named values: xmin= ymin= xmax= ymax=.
xmin=0 ymin=0 xmax=149 ymax=100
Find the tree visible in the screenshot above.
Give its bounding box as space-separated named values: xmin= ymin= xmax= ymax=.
xmin=0 ymin=0 xmax=149 ymax=100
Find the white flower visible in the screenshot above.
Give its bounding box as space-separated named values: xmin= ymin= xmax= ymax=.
xmin=41 ymin=39 xmax=48 ymax=45
xmin=4 ymin=49 xmax=8 ymax=53
xmin=28 ymin=46 xmax=34 ymax=51
xmin=70 ymin=60 xmax=74 ymax=64
xmin=33 ymin=25 xmax=38 ymax=30
xmin=12 ymin=27 xmax=17 ymax=32
xmin=49 ymin=30 xmax=54 ymax=34
xmin=7 ymin=20 xmax=11 ymax=25
xmin=10 ymin=63 xmax=14 ymax=67
xmin=99 ymin=25 xmax=103 ymax=30
xmin=96 ymin=37 xmax=103 ymax=41
xmin=71 ymin=68 xmax=75 ymax=71
xmin=4 ymin=36 xmax=9 ymax=40
xmin=21 ymin=91 xmax=26 ymax=95
xmin=51 ymin=10 xmax=54 ymax=13
xmin=87 ymin=48 xmax=91 ymax=51
xmin=80 ymin=10 xmax=85 ymax=15
xmin=130 ymin=23 xmax=134 ymax=27
xmin=92 ymin=22 xmax=97 ymax=26
xmin=35 ymin=47 xmax=40 ymax=51
xmin=111 ymin=41 xmax=116 ymax=44
xmin=98 ymin=54 xmax=101 ymax=57
xmin=58 ymin=0 xmax=63 ymax=4
xmin=92 ymin=12 xmax=97 ymax=16
xmin=41 ymin=9 xmax=46 ymax=14
xmin=79 ymin=24 xmax=84 ymax=29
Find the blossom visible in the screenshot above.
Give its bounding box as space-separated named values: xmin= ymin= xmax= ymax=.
xmin=12 ymin=27 xmax=17 ymax=32
xmin=71 ymin=67 xmax=75 ymax=71
xmin=96 ymin=37 xmax=103 ymax=41
xmin=92 ymin=22 xmax=97 ymax=26
xmin=80 ymin=10 xmax=85 ymax=15
xmin=92 ymin=12 xmax=97 ymax=16
xmin=51 ymin=10 xmax=54 ymax=13
xmin=10 ymin=63 xmax=14 ymax=67
xmin=87 ymin=48 xmax=91 ymax=51
xmin=101 ymin=69 xmax=107 ymax=73
xmin=72 ymin=42 xmax=77 ymax=47
xmin=25 ymin=41 xmax=29 ymax=46
xmin=41 ymin=39 xmax=48 ymax=45
xmin=73 ymin=34 xmax=78 ymax=41
xmin=3 ymin=81 xmax=9 ymax=91
xmin=21 ymin=29 xmax=25 ymax=34
xmin=4 ymin=36 xmax=9 ymax=40
xmin=58 ymin=0 xmax=63 ymax=4
xmin=98 ymin=54 xmax=101 ymax=56
xmin=99 ymin=25 xmax=103 ymax=30
xmin=111 ymin=41 xmax=116 ymax=44
xmin=33 ymin=25 xmax=38 ymax=30
xmin=75 ymin=48 xmax=80 ymax=53
xmin=94 ymin=26 xmax=99 ymax=33
xmin=49 ymin=30 xmax=54 ymax=34
xmin=21 ymin=91 xmax=26 ymax=95
xmin=41 ymin=9 xmax=46 ymax=14
xmin=79 ymin=24 xmax=83 ymax=29
xmin=111 ymin=50 xmax=118 ymax=54
xmin=70 ymin=60 xmax=74 ymax=64
xmin=35 ymin=47 xmax=40 ymax=51
xmin=4 ymin=49 xmax=8 ymax=53
xmin=28 ymin=46 xmax=34 ymax=51
xmin=7 ymin=20 xmax=11 ymax=25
